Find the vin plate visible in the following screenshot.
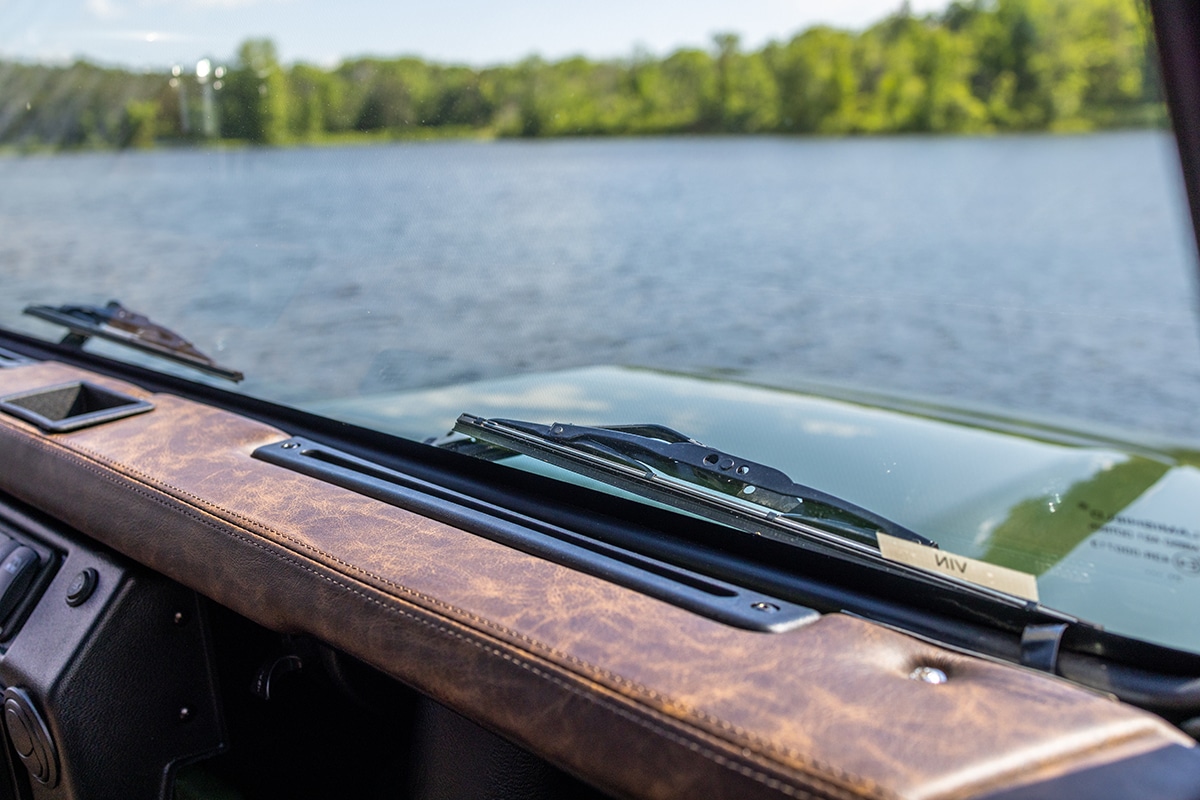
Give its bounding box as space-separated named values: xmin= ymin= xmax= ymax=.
xmin=877 ymin=533 xmax=1040 ymax=602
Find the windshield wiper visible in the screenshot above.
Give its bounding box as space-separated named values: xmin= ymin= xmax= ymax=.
xmin=24 ymin=301 xmax=243 ymax=382
xmin=451 ymin=414 xmax=937 ymax=560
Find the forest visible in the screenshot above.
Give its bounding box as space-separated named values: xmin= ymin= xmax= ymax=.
xmin=0 ymin=0 xmax=1164 ymax=150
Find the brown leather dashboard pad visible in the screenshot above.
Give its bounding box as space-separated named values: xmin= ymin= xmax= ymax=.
xmin=0 ymin=360 xmax=1193 ymax=800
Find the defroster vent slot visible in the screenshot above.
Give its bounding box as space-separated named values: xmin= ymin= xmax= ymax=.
xmin=0 ymin=382 xmax=153 ymax=432
xmin=254 ymin=437 xmax=818 ymax=633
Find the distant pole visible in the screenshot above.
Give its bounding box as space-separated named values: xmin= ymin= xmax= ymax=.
xmin=171 ymin=65 xmax=191 ymax=135
xmin=212 ymin=66 xmax=225 ymax=137
xmin=196 ymin=59 xmax=216 ymax=138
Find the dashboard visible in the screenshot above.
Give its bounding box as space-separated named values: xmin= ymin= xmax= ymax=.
xmin=0 ymin=354 xmax=1196 ymax=799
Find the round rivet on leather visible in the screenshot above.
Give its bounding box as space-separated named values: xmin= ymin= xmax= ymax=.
xmin=910 ymin=666 xmax=948 ymax=684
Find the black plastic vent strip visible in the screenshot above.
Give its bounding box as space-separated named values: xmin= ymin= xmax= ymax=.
xmin=253 ymin=437 xmax=819 ymax=633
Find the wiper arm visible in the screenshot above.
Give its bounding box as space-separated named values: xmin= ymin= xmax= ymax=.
xmin=24 ymin=301 xmax=243 ymax=382
xmin=451 ymin=414 xmax=937 ymax=557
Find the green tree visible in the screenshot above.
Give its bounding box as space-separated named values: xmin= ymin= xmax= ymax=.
xmin=710 ymin=35 xmax=779 ymax=132
xmin=119 ymin=99 xmax=159 ymax=148
xmin=656 ymin=49 xmax=718 ymax=131
xmin=854 ymin=13 xmax=931 ymax=132
xmin=772 ymin=27 xmax=860 ymax=133
xmin=220 ymin=39 xmax=289 ymax=144
xmin=0 ymin=0 xmax=1169 ymax=149
xmin=288 ymin=63 xmax=339 ymax=139
xmin=918 ymin=26 xmax=990 ymax=132
xmin=428 ymin=66 xmax=491 ymax=127
xmin=352 ymin=58 xmax=436 ymax=132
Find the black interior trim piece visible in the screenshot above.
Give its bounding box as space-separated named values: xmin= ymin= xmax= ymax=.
xmin=0 ymin=490 xmax=227 ymax=799
xmin=0 ymin=347 xmax=31 ymax=369
xmin=1150 ymin=0 xmax=1200 ymax=268
xmin=0 ymin=499 xmax=58 ymax=646
xmin=254 ymin=437 xmax=819 ymax=633
xmin=977 ymin=743 xmax=1200 ymax=800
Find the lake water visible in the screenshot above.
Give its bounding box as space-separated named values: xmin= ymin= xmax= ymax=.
xmin=2 ymin=132 xmax=1199 ymax=440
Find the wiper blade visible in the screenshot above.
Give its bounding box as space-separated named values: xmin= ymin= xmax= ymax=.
xmin=451 ymin=414 xmax=937 ymax=557
xmin=24 ymin=301 xmax=243 ymax=382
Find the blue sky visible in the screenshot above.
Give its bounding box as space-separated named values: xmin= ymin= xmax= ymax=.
xmin=1 ymin=0 xmax=947 ymax=70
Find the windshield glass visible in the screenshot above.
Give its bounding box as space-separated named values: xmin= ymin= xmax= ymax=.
xmin=3 ymin=0 xmax=1199 ymax=652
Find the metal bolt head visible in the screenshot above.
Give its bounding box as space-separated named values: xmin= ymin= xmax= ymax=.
xmin=281 ymin=442 xmax=300 ymax=450
xmin=750 ymin=602 xmax=780 ymax=613
xmin=909 ymin=666 xmax=948 ymax=685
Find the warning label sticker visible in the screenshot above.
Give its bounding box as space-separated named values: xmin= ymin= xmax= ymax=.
xmin=1080 ymin=504 xmax=1200 ymax=578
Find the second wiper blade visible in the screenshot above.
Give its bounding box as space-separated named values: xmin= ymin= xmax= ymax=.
xmin=24 ymin=301 xmax=243 ymax=382
xmin=452 ymin=414 xmax=937 ymax=558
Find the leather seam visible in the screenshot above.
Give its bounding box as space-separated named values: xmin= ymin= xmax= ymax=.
xmin=50 ymin=428 xmax=888 ymax=794
xmin=0 ymin=420 xmax=886 ymax=800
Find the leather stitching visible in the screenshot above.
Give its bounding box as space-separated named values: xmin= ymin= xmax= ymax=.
xmin=0 ymin=417 xmax=885 ymax=800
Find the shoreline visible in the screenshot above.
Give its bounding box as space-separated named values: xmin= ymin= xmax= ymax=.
xmin=0 ymin=121 xmax=1172 ymax=159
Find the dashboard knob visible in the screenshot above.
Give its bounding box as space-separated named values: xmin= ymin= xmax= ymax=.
xmin=3 ymin=687 xmax=58 ymax=787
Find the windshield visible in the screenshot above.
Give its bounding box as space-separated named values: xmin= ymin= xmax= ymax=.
xmin=3 ymin=0 xmax=1199 ymax=653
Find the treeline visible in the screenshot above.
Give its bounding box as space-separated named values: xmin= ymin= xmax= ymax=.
xmin=0 ymin=0 xmax=1164 ymax=150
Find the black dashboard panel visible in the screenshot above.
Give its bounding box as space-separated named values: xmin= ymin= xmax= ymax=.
xmin=0 ymin=497 xmax=223 ymax=800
